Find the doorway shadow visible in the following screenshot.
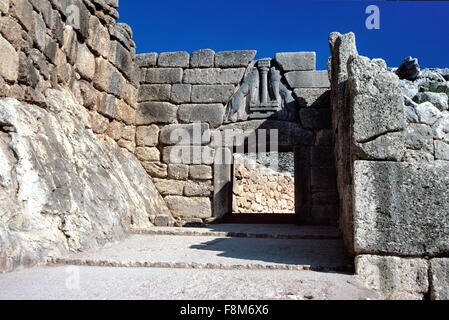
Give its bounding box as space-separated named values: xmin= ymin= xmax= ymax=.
xmin=188 ymin=233 xmax=351 ymax=272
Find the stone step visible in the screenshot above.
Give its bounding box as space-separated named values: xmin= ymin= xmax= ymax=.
xmin=50 ymin=233 xmax=352 ymax=272
xmin=131 ymin=224 xmax=342 ymax=240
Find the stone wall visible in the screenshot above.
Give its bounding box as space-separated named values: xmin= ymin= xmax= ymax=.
xmin=0 ymin=0 xmax=177 ymax=273
xmin=136 ymin=49 xmax=338 ymax=226
xmin=0 ymin=0 xmax=139 ymax=153
xmin=329 ymin=32 xmax=449 ymax=300
xmin=232 ymin=154 xmax=295 ymax=214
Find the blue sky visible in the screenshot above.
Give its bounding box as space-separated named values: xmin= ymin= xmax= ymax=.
xmin=118 ymin=0 xmax=449 ymax=70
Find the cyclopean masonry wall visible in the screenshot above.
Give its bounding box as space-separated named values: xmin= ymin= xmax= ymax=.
xmin=232 ymin=154 xmax=295 ymax=214
xmin=0 ymin=0 xmax=140 ymax=152
xmin=136 ymin=49 xmax=339 ymax=226
xmin=0 ymin=0 xmax=174 ymax=273
xmin=329 ymin=32 xmax=449 ymax=300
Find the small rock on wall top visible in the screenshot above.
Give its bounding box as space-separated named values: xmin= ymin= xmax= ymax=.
xmin=396 ymin=56 xmax=420 ymax=81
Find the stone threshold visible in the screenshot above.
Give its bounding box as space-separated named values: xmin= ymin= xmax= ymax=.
xmin=49 ymin=258 xmax=350 ymax=273
xmin=131 ymin=224 xmax=342 ymax=240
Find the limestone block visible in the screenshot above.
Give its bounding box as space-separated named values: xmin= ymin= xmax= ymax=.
xmin=87 ymin=15 xmax=110 ymax=58
xmin=117 ymin=139 xmax=135 ymax=153
xmin=219 ymin=120 xmax=315 ymax=147
xmin=294 ymin=88 xmax=330 ymax=108
xmin=123 ymin=84 xmax=138 ymax=109
xmin=171 ymin=84 xmax=191 ymax=103
xmin=51 ymin=9 xmax=63 ymax=44
xmin=190 ymin=49 xmax=215 ymax=68
xmin=115 ymin=100 xmax=135 ymax=125
xmin=162 ymin=146 xmax=215 ymax=165
xmin=110 ymin=24 xmax=132 ymax=51
xmin=275 ymin=52 xmax=316 ymax=71
xmin=0 ymin=0 xmax=9 ymax=13
xmin=299 ymin=108 xmax=332 ymax=129
xmin=10 ymin=0 xmax=33 ymax=32
xmin=136 ymin=125 xmax=159 ymax=147
xmin=0 ymin=34 xmax=19 ymax=82
xmin=430 ymin=258 xmax=449 ymax=300
xmin=97 ymin=92 xmax=116 ymax=118
xmin=44 ymin=37 xmax=58 ymax=64
xmin=89 ymin=111 xmax=109 ymax=134
xmin=136 ymin=53 xmax=158 ymax=67
xmin=136 ymin=102 xmax=177 ymax=125
xmin=144 ymin=68 xmax=183 ymax=84
xmin=433 ymin=112 xmax=449 ymax=144
xmin=160 ymin=123 xmax=210 ymax=146
xmin=79 ymin=81 xmax=97 ymax=110
xmin=0 ymin=16 xmax=30 ymax=52
xmin=418 ymin=92 xmax=448 ymax=111
xmin=141 ymin=161 xmax=168 ymax=178
xmin=356 ymin=255 xmax=429 ymax=300
xmin=168 ymin=164 xmax=189 ymax=180
xmin=214 ymin=50 xmax=256 ymax=68
xmin=415 ymin=102 xmax=442 ymax=126
xmin=189 ymin=165 xmax=212 ymax=180
xmin=158 ymin=51 xmax=189 ymax=68
xmin=135 ymin=147 xmax=160 ymax=162
xmin=106 ymin=120 xmax=124 ymax=141
xmin=76 ymin=43 xmax=96 ymax=81
xmin=405 ymin=123 xmax=434 ymax=152
xmin=18 ymin=51 xmax=38 ymax=87
xmin=285 ymin=71 xmax=330 ymax=88
xmin=348 ymin=56 xmax=406 ymax=142
xmin=32 ymin=11 xmax=46 ymax=51
xmin=178 ymin=104 xmax=224 ymax=128
xmin=402 ymin=150 xmax=434 ymax=163
xmin=184 ymin=68 xmax=245 ymax=85
xmin=184 ymin=180 xmax=212 ymax=197
xmin=62 ymin=25 xmax=78 ymax=65
xmin=214 ymin=148 xmax=232 ymax=218
xmin=138 ymin=84 xmax=171 ymax=102
xmin=109 ymin=41 xmax=134 ymax=80
xmin=152 ymin=179 xmax=185 ymax=196
xmin=165 ymin=196 xmax=212 ymax=219
xmin=435 ymin=140 xmax=449 ymax=161
xmin=121 ymin=126 xmax=136 ymax=142
xmin=93 ymin=58 xmax=125 ymax=98
xmin=191 ymin=85 xmax=235 ymax=103
xmin=353 ymin=161 xmax=449 ymax=255
xmin=354 ymin=131 xmax=405 ymax=161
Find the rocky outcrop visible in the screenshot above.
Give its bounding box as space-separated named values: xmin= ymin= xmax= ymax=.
xmin=0 ymin=89 xmax=172 ymax=273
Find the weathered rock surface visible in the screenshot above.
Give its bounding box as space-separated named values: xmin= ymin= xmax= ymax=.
xmin=430 ymin=258 xmax=449 ymax=300
xmin=164 ymin=196 xmax=212 ymax=219
xmin=348 ymin=55 xmax=406 ymax=143
xmin=275 ymin=52 xmax=316 ymax=71
xmin=356 ymin=255 xmax=429 ymax=300
xmin=0 ymin=89 xmax=172 ymax=273
xmin=353 ymin=161 xmax=449 ymax=256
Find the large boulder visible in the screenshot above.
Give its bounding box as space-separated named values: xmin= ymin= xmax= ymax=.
xmin=395 ymin=56 xmax=420 ymax=81
xmin=353 ymin=161 xmax=449 ymax=256
xmin=0 ymin=89 xmax=172 ymax=273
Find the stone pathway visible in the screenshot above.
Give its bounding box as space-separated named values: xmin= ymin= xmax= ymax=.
xmin=0 ymin=224 xmax=381 ymax=300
